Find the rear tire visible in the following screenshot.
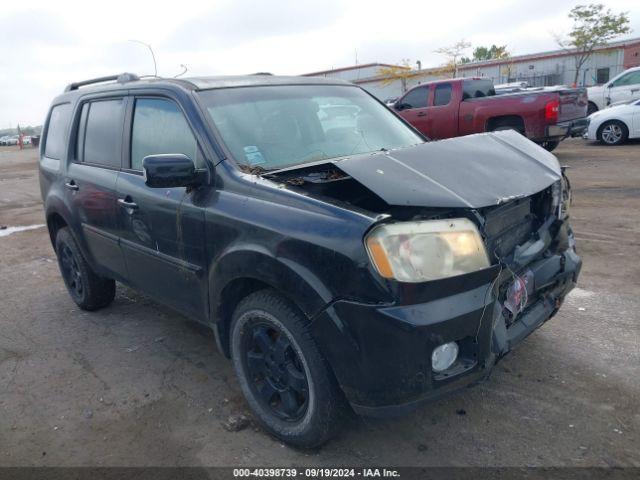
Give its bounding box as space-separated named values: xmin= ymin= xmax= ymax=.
xmin=597 ymin=120 xmax=628 ymax=146
xmin=230 ymin=290 xmax=345 ymax=448
xmin=55 ymin=227 xmax=115 ymax=310
xmin=491 ymin=125 xmax=522 ymax=133
xmin=540 ymin=140 xmax=560 ymax=152
xmin=587 ymin=102 xmax=598 ymax=116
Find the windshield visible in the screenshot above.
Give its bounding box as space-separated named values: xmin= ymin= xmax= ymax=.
xmin=198 ymin=85 xmax=423 ymax=170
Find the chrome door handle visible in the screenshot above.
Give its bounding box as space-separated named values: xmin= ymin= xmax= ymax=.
xmin=65 ymin=180 xmax=79 ymax=191
xmin=417 ymin=112 xmax=427 ymax=117
xmin=118 ymin=198 xmax=138 ymax=210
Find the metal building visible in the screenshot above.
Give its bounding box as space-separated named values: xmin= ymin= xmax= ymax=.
xmin=303 ymin=37 xmax=640 ymax=100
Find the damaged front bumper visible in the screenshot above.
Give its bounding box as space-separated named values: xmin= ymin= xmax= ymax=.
xmin=311 ymin=219 xmax=582 ymax=417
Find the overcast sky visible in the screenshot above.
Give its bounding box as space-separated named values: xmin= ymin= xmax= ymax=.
xmin=1 ymin=0 xmax=638 ymax=127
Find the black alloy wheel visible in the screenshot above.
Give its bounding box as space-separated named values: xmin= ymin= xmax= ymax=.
xmin=241 ymin=319 xmax=309 ymax=421
xmin=230 ymin=290 xmax=344 ymax=448
xmin=54 ymin=227 xmax=115 ymax=310
xmin=59 ymin=242 xmax=84 ymax=299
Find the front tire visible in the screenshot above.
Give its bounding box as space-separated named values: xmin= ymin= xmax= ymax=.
xmin=230 ymin=290 xmax=344 ymax=448
xmin=598 ymin=120 xmax=628 ymax=146
xmin=55 ymin=227 xmax=115 ymax=310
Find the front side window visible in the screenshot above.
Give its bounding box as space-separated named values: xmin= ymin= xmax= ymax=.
xmin=433 ymin=84 xmax=452 ymax=106
xmin=44 ymin=103 xmax=71 ymax=160
xmin=82 ymin=99 xmax=124 ymax=168
xmin=199 ymin=85 xmax=423 ymax=171
xmin=612 ymin=71 xmax=640 ymax=87
xmin=400 ymin=87 xmax=428 ymax=109
xmin=130 ymin=98 xmax=198 ymax=171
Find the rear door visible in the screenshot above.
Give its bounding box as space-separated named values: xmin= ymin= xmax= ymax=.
xmin=116 ymin=96 xmax=209 ymax=321
xmin=396 ymin=86 xmax=430 ymax=135
xmin=608 ymin=70 xmax=640 ymax=105
xmin=65 ymin=97 xmax=127 ymax=280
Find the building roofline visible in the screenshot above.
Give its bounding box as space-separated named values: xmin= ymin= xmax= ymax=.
xmin=348 ymin=36 xmax=640 ymax=85
xmin=457 ymin=36 xmax=640 ymax=70
xmin=302 ymin=63 xmax=410 ymax=77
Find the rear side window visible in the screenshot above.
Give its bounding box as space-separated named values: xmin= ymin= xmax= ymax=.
xmin=433 ymin=84 xmax=452 ymax=106
xmin=130 ymin=98 xmax=198 ymax=171
xmin=462 ymin=79 xmax=495 ymax=100
xmin=44 ymin=104 xmax=71 ymax=159
xmin=81 ymin=99 xmax=124 ymax=168
xmin=400 ymin=87 xmax=428 ymax=109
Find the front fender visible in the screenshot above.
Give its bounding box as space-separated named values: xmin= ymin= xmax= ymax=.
xmin=210 ymin=246 xmax=333 ymax=322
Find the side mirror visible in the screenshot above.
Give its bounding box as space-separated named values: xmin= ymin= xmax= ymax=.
xmin=394 ymin=102 xmax=409 ymax=111
xmin=142 ymin=154 xmax=203 ymax=188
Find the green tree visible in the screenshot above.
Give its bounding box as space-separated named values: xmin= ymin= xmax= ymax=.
xmin=472 ymin=45 xmax=509 ymax=62
xmin=556 ymin=3 xmax=631 ymax=85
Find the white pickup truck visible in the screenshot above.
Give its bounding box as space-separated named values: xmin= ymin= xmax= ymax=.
xmin=587 ymin=66 xmax=640 ymax=114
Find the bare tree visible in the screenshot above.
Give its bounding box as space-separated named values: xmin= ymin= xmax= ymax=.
xmin=434 ymin=40 xmax=471 ymax=78
xmin=555 ymin=3 xmax=631 ymax=85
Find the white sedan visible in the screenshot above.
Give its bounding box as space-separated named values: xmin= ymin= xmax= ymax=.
xmin=585 ymin=98 xmax=640 ymax=145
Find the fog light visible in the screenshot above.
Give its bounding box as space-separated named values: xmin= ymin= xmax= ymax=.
xmin=432 ymin=342 xmax=459 ymax=372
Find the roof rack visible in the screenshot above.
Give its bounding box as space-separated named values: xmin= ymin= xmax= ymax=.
xmin=64 ymin=72 xmax=140 ymax=92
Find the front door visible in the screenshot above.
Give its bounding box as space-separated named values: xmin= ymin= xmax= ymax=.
xmin=632 ymin=100 xmax=640 ymax=137
xmin=608 ymin=70 xmax=640 ymax=105
xmin=396 ymin=86 xmax=431 ymax=136
xmin=66 ymin=98 xmax=127 ymax=280
xmin=116 ymin=96 xmax=209 ymax=321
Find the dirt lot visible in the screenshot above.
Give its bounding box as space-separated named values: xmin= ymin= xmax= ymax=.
xmin=1 ymin=140 xmax=639 ymax=467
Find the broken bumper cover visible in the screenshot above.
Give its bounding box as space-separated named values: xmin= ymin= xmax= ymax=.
xmin=311 ymin=238 xmax=581 ymax=417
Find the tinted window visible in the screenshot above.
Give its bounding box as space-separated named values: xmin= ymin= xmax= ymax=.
xmin=83 ymin=99 xmax=124 ymax=168
xmin=44 ymin=103 xmax=71 ymax=159
xmin=462 ymin=79 xmax=495 ymax=100
xmin=400 ymin=87 xmax=428 ymax=109
xmin=75 ymin=103 xmax=89 ymax=161
xmin=131 ymin=98 xmax=197 ymax=171
xmin=433 ymin=84 xmax=452 ymax=106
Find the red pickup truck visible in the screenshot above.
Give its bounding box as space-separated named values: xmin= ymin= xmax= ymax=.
xmin=394 ymin=78 xmax=588 ymax=151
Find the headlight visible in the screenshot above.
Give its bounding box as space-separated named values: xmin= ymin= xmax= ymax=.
xmin=365 ymin=218 xmax=490 ymax=282
xmin=551 ymin=173 xmax=571 ymax=220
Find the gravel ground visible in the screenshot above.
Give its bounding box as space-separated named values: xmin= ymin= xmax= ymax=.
xmin=0 ymin=139 xmax=638 ymax=467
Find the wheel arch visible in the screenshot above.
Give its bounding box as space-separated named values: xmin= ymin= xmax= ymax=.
xmin=596 ymin=118 xmax=630 ymax=142
xmin=46 ymin=211 xmax=68 ymax=247
xmin=486 ymin=115 xmax=525 ymax=134
xmin=210 ymin=249 xmax=334 ymax=358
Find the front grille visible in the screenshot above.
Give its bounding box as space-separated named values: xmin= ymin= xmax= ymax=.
xmin=481 ymin=186 xmax=554 ymax=262
xmin=483 ymin=198 xmax=534 ymax=261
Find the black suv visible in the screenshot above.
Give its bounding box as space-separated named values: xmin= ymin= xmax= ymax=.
xmin=40 ymin=73 xmax=581 ymax=447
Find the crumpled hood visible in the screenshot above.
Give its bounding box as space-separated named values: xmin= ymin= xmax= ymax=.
xmin=331 ymin=130 xmax=561 ymax=209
